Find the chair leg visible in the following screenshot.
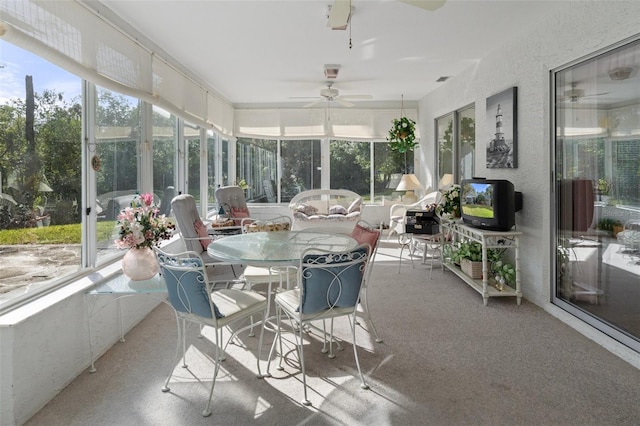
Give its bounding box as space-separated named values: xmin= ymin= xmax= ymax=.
xmin=265 ymin=306 xmax=282 ymax=376
xmin=360 ymin=288 xmax=383 ymax=343
xmin=297 ymin=320 xmax=311 ymax=406
xmin=202 ymin=327 xmax=223 ymax=417
xmin=349 ymin=315 xmax=369 ymax=391
xmin=162 ymin=315 xmax=184 ymax=393
xmin=255 ymin=310 xmax=266 ymax=379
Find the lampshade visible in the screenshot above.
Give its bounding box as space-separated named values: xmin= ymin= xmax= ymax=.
xmin=396 ymin=173 xmax=422 ymax=204
xmin=396 ymin=174 xmax=422 ymax=191
xmin=439 ymin=173 xmax=454 ymax=189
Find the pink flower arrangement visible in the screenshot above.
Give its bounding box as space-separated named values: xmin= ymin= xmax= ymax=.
xmin=115 ymin=193 xmax=175 ymax=249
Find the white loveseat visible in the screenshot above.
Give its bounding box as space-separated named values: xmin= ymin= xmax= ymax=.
xmin=289 ymin=189 xmax=364 ymax=234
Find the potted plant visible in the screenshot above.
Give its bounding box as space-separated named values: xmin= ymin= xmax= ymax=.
xmin=596 ymin=178 xmax=612 ymax=204
xmin=450 ymin=240 xmax=483 ymax=278
xmin=115 ymin=193 xmax=175 ymax=280
xmin=387 ymin=116 xmax=418 ymax=173
xmin=437 ymin=185 xmax=461 ymax=219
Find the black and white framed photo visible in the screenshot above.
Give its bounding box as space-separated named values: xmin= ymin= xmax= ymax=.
xmin=486 ymin=87 xmax=517 ymax=168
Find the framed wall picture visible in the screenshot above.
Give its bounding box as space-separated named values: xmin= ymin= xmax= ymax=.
xmin=486 ymin=87 xmax=517 ymax=168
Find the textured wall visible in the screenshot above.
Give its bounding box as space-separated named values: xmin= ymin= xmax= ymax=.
xmin=417 ymin=0 xmax=640 ymax=305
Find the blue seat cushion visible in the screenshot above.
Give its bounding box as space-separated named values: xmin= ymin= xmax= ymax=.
xmin=299 ymin=247 xmax=367 ymax=314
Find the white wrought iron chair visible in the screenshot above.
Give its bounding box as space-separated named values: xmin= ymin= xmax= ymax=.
xmin=388 ymin=190 xmax=442 ymax=237
xmin=240 ymin=215 xmax=298 ymax=292
xmin=214 ymin=185 xmax=250 ymax=224
xmin=171 ymin=193 xmax=240 ymax=277
xmin=155 ymin=248 xmax=268 ymax=417
xmin=265 ymin=245 xmax=371 ymax=406
xmin=350 ymin=220 xmax=383 ymax=343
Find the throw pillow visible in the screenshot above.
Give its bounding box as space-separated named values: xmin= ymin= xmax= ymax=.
xmin=230 ymin=207 xmax=251 ymax=225
xmin=193 ymin=219 xmax=212 ymax=251
xmin=296 ymin=203 xmax=318 ymax=216
xmin=351 ymin=222 xmax=380 ymax=252
xmin=329 ymin=205 xmax=348 ymax=215
xmin=347 ymin=197 xmax=362 ymax=213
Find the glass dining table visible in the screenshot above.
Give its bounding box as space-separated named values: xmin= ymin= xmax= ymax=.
xmin=207 ymin=230 xmax=358 ymax=267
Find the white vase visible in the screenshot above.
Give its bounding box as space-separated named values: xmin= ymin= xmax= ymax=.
xmin=121 ymin=247 xmax=159 ymax=281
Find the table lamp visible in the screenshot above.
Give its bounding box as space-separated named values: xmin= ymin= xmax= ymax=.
xmin=396 ymin=173 xmax=422 ymax=204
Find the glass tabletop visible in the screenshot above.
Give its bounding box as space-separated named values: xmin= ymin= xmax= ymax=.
xmin=87 ymin=272 xmax=166 ymax=294
xmin=207 ymin=231 xmax=357 ymax=266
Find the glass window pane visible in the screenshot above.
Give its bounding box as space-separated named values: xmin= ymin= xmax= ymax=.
xmin=554 ymin=38 xmax=640 ymax=349
xmin=281 ymin=139 xmax=320 ymax=201
xmin=374 ymin=142 xmax=405 ymax=203
xmin=458 ymin=106 xmax=476 ymax=181
xmin=0 ymin=41 xmax=82 ymax=308
xmin=185 ymin=121 xmax=200 ymax=203
xmin=236 ymin=138 xmax=277 ymax=203
xmin=330 ymin=140 xmax=371 ymax=199
xmin=152 ymin=106 xmax=176 ymax=211
xmin=437 ymin=113 xmax=454 ymax=182
xmin=95 ymin=88 xmax=142 ymax=262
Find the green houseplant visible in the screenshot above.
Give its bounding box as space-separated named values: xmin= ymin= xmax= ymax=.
xmin=387 ymin=116 xmax=418 ymax=174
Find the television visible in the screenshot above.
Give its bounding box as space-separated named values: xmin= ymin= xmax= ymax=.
xmin=460 ymin=178 xmax=522 ymax=231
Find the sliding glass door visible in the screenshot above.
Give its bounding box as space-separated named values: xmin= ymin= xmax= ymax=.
xmin=553 ymin=37 xmax=640 ymax=351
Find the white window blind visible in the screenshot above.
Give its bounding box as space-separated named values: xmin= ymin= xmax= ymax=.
xmin=0 ymin=0 xmax=233 ymax=134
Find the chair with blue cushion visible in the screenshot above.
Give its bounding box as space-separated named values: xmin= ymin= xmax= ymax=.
xmin=155 ymin=248 xmax=268 ymax=417
xmin=265 ymin=245 xmax=370 ymax=406
xmin=350 ymin=220 xmax=383 ymax=343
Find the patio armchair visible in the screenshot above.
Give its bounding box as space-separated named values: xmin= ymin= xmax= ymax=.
xmin=265 ymin=245 xmax=371 ymax=406
xmin=350 ymin=220 xmax=383 ymax=343
xmin=155 ymin=248 xmax=267 ymax=417
xmin=214 ymin=185 xmax=250 ymax=224
xmin=170 ymin=193 xmax=239 ymax=276
xmin=388 ymin=190 xmax=442 ymax=237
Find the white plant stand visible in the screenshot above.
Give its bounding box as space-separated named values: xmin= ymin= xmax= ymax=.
xmin=442 ymin=222 xmax=523 ymax=305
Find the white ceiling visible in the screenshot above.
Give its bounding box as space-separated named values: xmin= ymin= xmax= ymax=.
xmin=98 ymin=0 xmax=568 ymax=109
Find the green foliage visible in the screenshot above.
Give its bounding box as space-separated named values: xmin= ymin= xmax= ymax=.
xmin=0 ymin=224 xmax=81 ymax=244
xmin=596 ymin=217 xmax=622 ymax=232
xmin=387 ymin=117 xmax=417 ymax=153
xmin=491 ymin=259 xmax=516 ymax=286
xmin=0 ymin=221 xmax=115 ymax=245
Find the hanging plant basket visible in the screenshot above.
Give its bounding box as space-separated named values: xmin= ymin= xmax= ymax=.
xmin=387 ymin=116 xmax=417 ymax=153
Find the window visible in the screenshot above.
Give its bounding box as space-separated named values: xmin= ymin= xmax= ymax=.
xmin=95 ymin=87 xmax=141 ymax=262
xmin=236 ymin=138 xmax=277 ymax=203
xmin=330 ymin=140 xmax=371 ymax=197
xmin=0 ymin=41 xmax=82 ymax=309
xmin=152 ymin=106 xmax=177 ymax=205
xmin=437 ymin=106 xmax=476 ymax=184
xmin=280 ymin=139 xmax=321 ymax=201
xmin=437 ymin=113 xmax=454 ymax=182
xmin=553 ymin=37 xmax=640 ymax=352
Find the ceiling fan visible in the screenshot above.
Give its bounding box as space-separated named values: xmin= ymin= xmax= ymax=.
xmin=291 ymin=82 xmax=373 ymax=108
xmin=558 ymin=82 xmax=610 ymax=103
xmin=328 ymin=0 xmax=447 ymax=29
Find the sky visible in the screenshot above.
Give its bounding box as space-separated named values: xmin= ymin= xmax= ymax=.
xmin=0 ymin=40 xmax=81 ymax=104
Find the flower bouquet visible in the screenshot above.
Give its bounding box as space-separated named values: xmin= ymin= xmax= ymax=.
xmin=115 ymin=193 xmax=175 ymax=281
xmin=115 ymin=193 xmax=175 ymax=249
xmin=437 ymin=185 xmax=461 ymax=219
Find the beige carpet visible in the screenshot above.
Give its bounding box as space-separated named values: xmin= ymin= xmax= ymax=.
xmin=26 ymin=238 xmax=640 ymax=425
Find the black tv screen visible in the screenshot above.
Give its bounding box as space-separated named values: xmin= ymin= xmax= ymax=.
xmin=461 ymin=178 xmax=521 ymax=231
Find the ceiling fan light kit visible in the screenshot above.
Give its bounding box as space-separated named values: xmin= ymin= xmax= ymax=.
xmin=609 ymin=67 xmax=633 ymax=81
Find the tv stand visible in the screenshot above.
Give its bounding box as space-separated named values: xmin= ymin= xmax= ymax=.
xmin=442 ymin=222 xmax=522 ymax=305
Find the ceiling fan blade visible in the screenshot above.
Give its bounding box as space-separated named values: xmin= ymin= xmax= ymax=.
xmin=334 ymin=99 xmax=354 ymax=107
xmin=327 ymin=0 xmax=351 ymax=29
xmin=339 ymin=94 xmax=373 ymax=100
xmin=397 ymin=0 xmax=446 ymax=12
xmin=304 ymin=99 xmax=325 ymax=108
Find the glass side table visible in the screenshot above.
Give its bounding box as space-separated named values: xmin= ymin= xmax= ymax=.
xmin=85 ymin=272 xmax=167 ymax=372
